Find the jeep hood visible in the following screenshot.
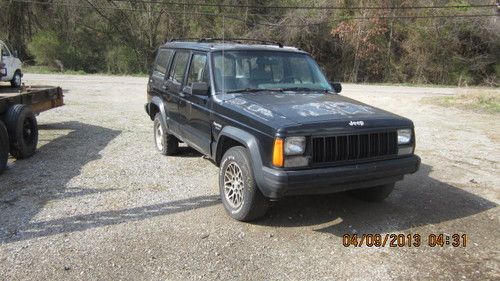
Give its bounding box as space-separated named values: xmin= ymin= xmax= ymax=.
xmin=221 ymin=92 xmax=413 ymax=130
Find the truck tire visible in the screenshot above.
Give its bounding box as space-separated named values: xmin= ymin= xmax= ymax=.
xmin=349 ymin=183 xmax=395 ymax=202
xmin=0 ymin=121 xmax=9 ymax=175
xmin=5 ymin=104 xmax=38 ymax=159
xmin=153 ymin=113 xmax=178 ymax=156
xmin=11 ymin=71 xmax=22 ymax=88
xmin=219 ymin=146 xmax=269 ymax=221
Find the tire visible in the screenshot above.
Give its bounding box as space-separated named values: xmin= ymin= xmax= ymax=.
xmin=349 ymin=183 xmax=395 ymax=202
xmin=10 ymin=71 xmax=22 ymax=88
xmin=219 ymin=146 xmax=269 ymax=221
xmin=0 ymin=121 xmax=9 ymax=175
xmin=153 ymin=113 xmax=178 ymax=156
xmin=4 ymin=104 xmax=38 ymax=159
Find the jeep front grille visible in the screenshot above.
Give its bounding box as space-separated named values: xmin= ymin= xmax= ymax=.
xmin=311 ymin=131 xmax=398 ymax=164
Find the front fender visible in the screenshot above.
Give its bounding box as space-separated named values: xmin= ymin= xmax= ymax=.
xmin=216 ymin=126 xmax=271 ymax=197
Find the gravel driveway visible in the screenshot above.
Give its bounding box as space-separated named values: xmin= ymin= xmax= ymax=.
xmin=1 ymin=74 xmax=499 ymax=280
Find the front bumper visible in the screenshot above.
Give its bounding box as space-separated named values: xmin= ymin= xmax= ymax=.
xmin=257 ymin=155 xmax=421 ymax=199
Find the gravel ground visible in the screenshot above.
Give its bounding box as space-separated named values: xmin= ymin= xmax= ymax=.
xmin=0 ymin=73 xmax=499 ymax=280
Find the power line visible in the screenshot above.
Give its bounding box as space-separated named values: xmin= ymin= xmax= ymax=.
xmin=261 ymin=14 xmax=500 ymax=27
xmin=12 ymin=0 xmax=499 ymax=11
xmin=11 ymin=0 xmax=500 ymax=28
xmin=109 ymin=0 xmax=498 ymax=11
xmin=13 ymin=0 xmax=222 ymax=15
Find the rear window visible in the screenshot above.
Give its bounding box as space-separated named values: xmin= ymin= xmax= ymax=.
xmin=154 ymin=49 xmax=174 ymax=76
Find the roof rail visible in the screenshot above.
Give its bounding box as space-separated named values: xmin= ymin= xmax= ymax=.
xmin=169 ymin=38 xmax=284 ymax=48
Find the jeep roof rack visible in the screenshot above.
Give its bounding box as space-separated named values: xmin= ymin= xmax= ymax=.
xmin=169 ymin=38 xmax=284 ymax=48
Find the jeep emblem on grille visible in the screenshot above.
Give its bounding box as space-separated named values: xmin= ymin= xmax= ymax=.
xmin=349 ymin=121 xmax=365 ymax=126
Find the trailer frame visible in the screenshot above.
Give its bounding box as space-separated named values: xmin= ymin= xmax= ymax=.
xmin=0 ymin=84 xmax=64 ymax=174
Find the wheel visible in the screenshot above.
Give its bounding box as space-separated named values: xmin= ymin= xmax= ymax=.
xmin=0 ymin=121 xmax=9 ymax=175
xmin=4 ymin=104 xmax=38 ymax=159
xmin=219 ymin=146 xmax=269 ymax=221
xmin=153 ymin=113 xmax=178 ymax=156
xmin=349 ymin=183 xmax=395 ymax=202
xmin=10 ymin=71 xmax=22 ymax=88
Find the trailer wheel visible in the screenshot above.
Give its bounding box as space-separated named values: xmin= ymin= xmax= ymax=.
xmin=5 ymin=104 xmax=38 ymax=159
xmin=0 ymin=121 xmax=8 ymax=175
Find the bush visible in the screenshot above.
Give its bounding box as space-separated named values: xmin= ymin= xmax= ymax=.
xmin=27 ymin=31 xmax=69 ymax=70
xmin=105 ymin=46 xmax=139 ymax=74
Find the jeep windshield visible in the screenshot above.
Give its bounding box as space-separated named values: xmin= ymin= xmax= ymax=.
xmin=212 ymin=51 xmax=332 ymax=94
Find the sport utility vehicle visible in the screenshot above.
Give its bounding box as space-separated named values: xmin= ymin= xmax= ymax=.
xmin=145 ymin=39 xmax=420 ymax=221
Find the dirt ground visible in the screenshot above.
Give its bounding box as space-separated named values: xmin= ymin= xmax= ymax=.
xmin=0 ymin=73 xmax=499 ymax=280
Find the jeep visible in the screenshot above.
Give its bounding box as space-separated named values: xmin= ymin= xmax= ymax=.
xmin=0 ymin=40 xmax=23 ymax=87
xmin=145 ymin=39 xmax=420 ymax=221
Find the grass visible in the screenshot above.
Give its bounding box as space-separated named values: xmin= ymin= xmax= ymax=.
xmin=423 ymin=90 xmax=500 ymax=114
xmin=24 ymin=65 xmax=87 ymax=75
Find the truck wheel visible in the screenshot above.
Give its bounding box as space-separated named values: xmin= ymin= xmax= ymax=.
xmin=153 ymin=113 xmax=178 ymax=156
xmin=219 ymin=146 xmax=269 ymax=221
xmin=11 ymin=71 xmax=22 ymax=88
xmin=0 ymin=121 xmax=9 ymax=175
xmin=5 ymin=104 xmax=38 ymax=159
xmin=349 ymin=183 xmax=395 ymax=202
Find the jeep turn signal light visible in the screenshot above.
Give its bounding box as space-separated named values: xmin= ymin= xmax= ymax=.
xmin=273 ymin=138 xmax=284 ymax=167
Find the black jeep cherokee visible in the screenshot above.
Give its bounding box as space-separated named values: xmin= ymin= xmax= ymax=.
xmin=145 ymin=39 xmax=420 ymax=221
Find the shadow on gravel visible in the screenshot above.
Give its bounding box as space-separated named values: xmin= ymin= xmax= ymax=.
xmin=0 ymin=121 xmax=121 ymax=243
xmin=2 ymin=195 xmax=219 ymax=243
xmin=257 ymin=164 xmax=497 ymax=236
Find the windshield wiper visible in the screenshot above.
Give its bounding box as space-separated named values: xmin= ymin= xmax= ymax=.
xmin=226 ymin=88 xmax=283 ymax=94
xmin=225 ymin=87 xmax=330 ymax=94
xmin=280 ymin=87 xmax=330 ymax=93
xmin=280 ymin=87 xmax=314 ymax=91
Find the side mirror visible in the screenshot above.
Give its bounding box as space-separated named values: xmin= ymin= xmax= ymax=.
xmin=330 ymin=82 xmax=342 ymax=93
xmin=185 ymin=82 xmax=210 ymax=96
xmin=13 ymin=50 xmax=18 ymax=58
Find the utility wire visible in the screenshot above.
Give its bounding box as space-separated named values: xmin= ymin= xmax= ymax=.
xmin=260 ymin=14 xmax=500 ymax=27
xmin=12 ymin=0 xmax=499 ymax=11
xmin=11 ymin=0 xmax=500 ymax=27
xmin=109 ymin=0 xmax=498 ymax=11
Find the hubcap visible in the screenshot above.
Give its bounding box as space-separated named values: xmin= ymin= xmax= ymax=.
xmin=155 ymin=123 xmax=164 ymax=151
xmin=223 ymin=162 xmax=244 ymax=209
xmin=15 ymin=74 xmax=21 ymax=85
xmin=22 ymin=119 xmax=35 ymax=145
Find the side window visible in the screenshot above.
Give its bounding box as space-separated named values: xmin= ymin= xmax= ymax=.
xmin=153 ymin=49 xmax=173 ymax=77
xmin=168 ymin=51 xmax=190 ymax=84
xmin=187 ymin=53 xmax=208 ymax=86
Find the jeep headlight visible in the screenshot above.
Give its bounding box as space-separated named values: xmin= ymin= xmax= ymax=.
xmin=284 ymin=136 xmax=306 ymax=155
xmin=397 ymin=129 xmax=412 ymax=145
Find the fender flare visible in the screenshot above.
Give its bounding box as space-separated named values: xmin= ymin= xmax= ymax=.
xmin=216 ymin=126 xmax=268 ymax=194
xmin=147 ymin=96 xmax=169 ymax=128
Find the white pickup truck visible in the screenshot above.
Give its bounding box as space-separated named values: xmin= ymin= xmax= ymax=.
xmin=0 ymin=40 xmax=23 ymax=87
